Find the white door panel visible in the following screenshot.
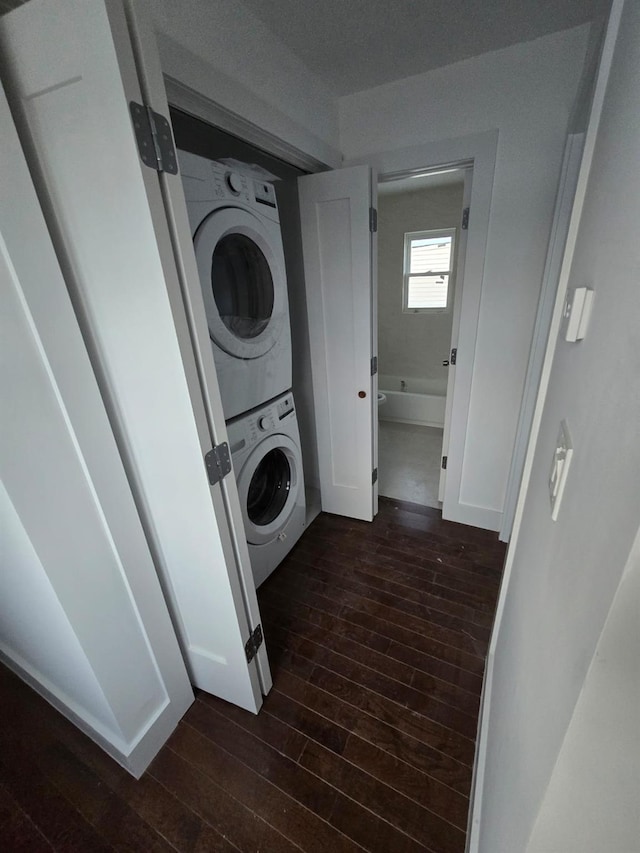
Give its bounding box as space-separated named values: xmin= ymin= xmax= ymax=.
xmin=0 ymin=0 xmax=268 ymax=710
xmin=298 ymin=166 xmax=377 ymax=521
xmin=0 ymin=78 xmax=193 ymax=777
xmin=122 ymin=0 xmax=272 ymax=694
xmin=439 ymin=169 xmax=473 ymax=503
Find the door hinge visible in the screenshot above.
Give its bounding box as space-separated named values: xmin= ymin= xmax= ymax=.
xmin=370 ymin=355 xmax=378 ymax=376
xmin=130 ymin=101 xmax=178 ymax=175
xmin=204 ymin=442 xmax=232 ymax=486
xmin=369 ymin=207 xmax=378 ymax=233
xmin=450 ymin=347 xmax=457 ymax=365
xmin=442 ymin=456 xmax=448 ymax=470
xmin=461 ymin=207 xmax=470 ymax=230
xmin=245 ymin=624 xmax=263 ymax=663
xmin=372 ymin=467 xmax=378 ymax=484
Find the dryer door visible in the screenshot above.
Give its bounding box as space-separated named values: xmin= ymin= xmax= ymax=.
xmin=237 ymin=434 xmax=301 ymax=545
xmin=194 ymin=208 xmax=287 ymax=359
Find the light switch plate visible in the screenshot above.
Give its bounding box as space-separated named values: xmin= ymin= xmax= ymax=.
xmin=549 ymin=420 xmax=573 ymax=521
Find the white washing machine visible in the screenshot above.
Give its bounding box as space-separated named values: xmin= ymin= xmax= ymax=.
xmin=178 ymin=150 xmax=292 ymax=420
xmin=227 ymin=392 xmax=306 ymax=587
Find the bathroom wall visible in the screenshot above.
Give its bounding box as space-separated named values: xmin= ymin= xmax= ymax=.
xmin=377 ymin=181 xmax=464 ymax=386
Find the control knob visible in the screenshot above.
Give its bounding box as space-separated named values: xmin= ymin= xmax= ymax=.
xmin=226 ymin=171 xmax=243 ymax=195
xmin=258 ymin=415 xmax=272 ymax=431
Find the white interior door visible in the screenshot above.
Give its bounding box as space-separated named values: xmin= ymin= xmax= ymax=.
xmin=439 ymin=169 xmax=473 ymax=503
xmin=298 ymin=166 xmax=378 ymax=521
xmin=0 ymin=0 xmax=269 ymax=711
xmin=0 ymin=78 xmax=193 ymax=778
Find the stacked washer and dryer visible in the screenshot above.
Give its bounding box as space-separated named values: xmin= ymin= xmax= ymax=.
xmin=178 ymin=151 xmax=305 ymax=587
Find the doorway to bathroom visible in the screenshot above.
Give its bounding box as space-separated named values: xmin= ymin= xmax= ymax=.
xmin=377 ymin=166 xmax=470 ymax=509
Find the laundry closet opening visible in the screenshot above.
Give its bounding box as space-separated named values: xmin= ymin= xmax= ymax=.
xmin=170 ymin=108 xmax=323 ymax=590
xmin=376 ymin=167 xmax=470 ymax=509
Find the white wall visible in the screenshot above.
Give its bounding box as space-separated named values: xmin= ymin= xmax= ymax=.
xmin=148 ymin=0 xmax=340 ymax=166
xmin=526 ymin=527 xmax=640 ymax=853
xmin=340 ymin=26 xmax=590 ymax=518
xmin=475 ymin=3 xmax=640 ymax=849
xmin=377 ymin=183 xmax=464 ymax=383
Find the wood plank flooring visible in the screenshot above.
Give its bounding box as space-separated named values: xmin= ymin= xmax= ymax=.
xmin=0 ymin=497 xmax=505 ymax=852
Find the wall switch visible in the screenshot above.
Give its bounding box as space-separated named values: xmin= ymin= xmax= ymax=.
xmin=563 ymin=286 xmax=594 ymax=342
xmin=549 ymin=420 xmax=573 ymax=521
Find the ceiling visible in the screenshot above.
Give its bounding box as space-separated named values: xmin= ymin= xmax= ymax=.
xmin=241 ymin=0 xmax=611 ymax=95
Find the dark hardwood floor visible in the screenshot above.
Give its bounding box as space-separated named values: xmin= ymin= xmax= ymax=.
xmin=0 ymin=497 xmax=505 ymax=852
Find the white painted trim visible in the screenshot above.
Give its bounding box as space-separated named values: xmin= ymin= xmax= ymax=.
xmin=0 ymin=60 xmax=193 ymax=776
xmin=451 ymin=504 xmax=502 ymax=534
xmin=164 ymin=74 xmax=333 ymax=174
xmin=348 ymin=130 xmax=498 ymax=530
xmin=0 ymin=649 xmax=177 ymax=778
xmin=466 ymin=4 xmax=624 ymax=849
xmin=380 ymin=416 xmax=444 ymax=429
xmin=440 ymin=166 xmax=473 ymax=504
xmin=499 ymin=132 xmax=585 ymax=542
xmin=125 ymin=0 xmax=273 ymax=697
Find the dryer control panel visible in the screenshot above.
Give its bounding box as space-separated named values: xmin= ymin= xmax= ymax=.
xmin=254 ymin=180 xmax=277 ymax=208
xmin=210 ymin=165 xmax=251 ymax=203
xmin=227 ymin=394 xmax=295 ymax=457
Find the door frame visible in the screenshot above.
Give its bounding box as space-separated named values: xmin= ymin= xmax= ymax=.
xmin=439 ymin=165 xmax=473 ymax=502
xmin=350 ymin=131 xmax=498 ymax=529
xmin=167 ymin=82 xmax=498 ymax=529
xmin=164 ymin=75 xmax=334 ymax=173
xmin=498 ymin=131 xmax=585 ymax=542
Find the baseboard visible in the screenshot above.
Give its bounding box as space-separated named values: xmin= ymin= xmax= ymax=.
xmin=444 ymin=502 xmax=502 ymax=532
xmin=379 ymin=415 xmax=445 ymax=429
xmin=466 ymin=647 xmax=494 ymax=851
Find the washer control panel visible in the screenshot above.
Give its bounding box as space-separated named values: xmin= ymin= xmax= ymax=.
xmin=276 ymin=395 xmax=294 ymax=421
xmin=227 ymin=394 xmax=295 ymax=456
xmin=258 ymin=413 xmax=275 ymax=432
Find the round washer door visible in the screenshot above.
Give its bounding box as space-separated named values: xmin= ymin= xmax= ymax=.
xmin=236 ymin=434 xmax=301 ymax=546
xmin=194 ymin=207 xmax=286 ymax=359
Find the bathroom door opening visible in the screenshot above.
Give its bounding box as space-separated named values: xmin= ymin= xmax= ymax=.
xmin=376 ymin=165 xmax=471 ymax=510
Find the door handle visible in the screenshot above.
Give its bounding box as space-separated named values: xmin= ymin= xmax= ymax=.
xmin=358 ymin=390 xmax=367 ymax=398
xmin=442 ymin=360 xmax=450 ymax=367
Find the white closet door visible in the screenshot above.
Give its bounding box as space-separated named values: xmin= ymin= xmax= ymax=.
xmin=439 ymin=170 xmax=473 ymax=504
xmin=0 ymin=79 xmax=193 ymax=778
xmin=0 ymin=0 xmax=269 ymax=711
xmin=298 ymin=166 xmax=378 ymax=521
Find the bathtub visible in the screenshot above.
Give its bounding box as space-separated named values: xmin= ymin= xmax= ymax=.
xmin=378 ymin=374 xmax=446 ymax=428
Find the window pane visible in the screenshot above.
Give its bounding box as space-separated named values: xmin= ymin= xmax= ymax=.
xmin=407 ymin=275 xmax=449 ymax=309
xmin=410 ymin=235 xmax=452 ymax=274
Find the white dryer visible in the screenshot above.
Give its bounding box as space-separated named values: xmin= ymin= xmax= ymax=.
xmin=178 ymin=150 xmax=292 ymax=420
xmin=227 ymin=392 xmax=306 ymax=588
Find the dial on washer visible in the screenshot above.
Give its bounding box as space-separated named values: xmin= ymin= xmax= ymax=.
xmin=226 ymin=171 xmax=244 ymax=195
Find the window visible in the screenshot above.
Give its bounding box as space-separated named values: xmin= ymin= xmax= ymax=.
xmin=402 ymin=228 xmax=456 ymax=313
